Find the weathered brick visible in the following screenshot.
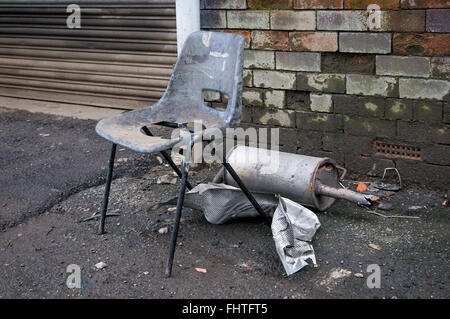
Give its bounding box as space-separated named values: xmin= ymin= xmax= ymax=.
xmin=241 ymin=106 xmax=252 ymax=123
xmin=294 ymin=0 xmax=343 ymax=9
xmin=399 ymin=78 xmax=450 ymax=100
xmin=224 ymin=30 xmax=251 ymax=48
xmin=385 ymin=99 xmax=414 ymax=120
xmin=228 ymin=11 xmax=269 ymax=30
xmin=321 ymin=53 xmax=375 ymax=74
xmin=297 ymin=73 xmax=345 ymax=93
xmin=303 ymin=148 xmax=345 ymax=163
xmin=204 ymin=90 xmax=221 ymax=102
xmin=271 ymin=10 xmax=316 ymax=31
xmin=200 ymin=10 xmax=226 ymax=29
xmin=344 ymin=115 xmax=396 ymax=137
xmin=340 ymin=33 xmax=391 ymax=54
xmin=278 ymin=127 xmax=300 ymax=152
xmin=248 ymin=0 xmax=292 ymax=9
xmin=276 ymin=52 xmax=321 ymax=72
xmin=334 ymin=95 xmax=385 ymax=117
xmin=413 ymin=100 xmax=443 ymax=122
xmin=431 ymin=57 xmax=450 ymax=79
xmin=344 ymin=154 xmax=384 ymax=178
xmin=345 ymin=0 xmax=399 ymax=9
xmin=296 ymin=112 xmax=343 ymax=132
xmin=317 ymin=11 xmax=367 ymax=31
xmin=242 ymin=89 xmax=263 ymax=106
xmin=244 ymin=50 xmax=274 ymax=69
xmin=427 ymin=9 xmax=450 ymax=32
xmin=376 ymin=56 xmax=430 ymax=77
xmin=380 ymin=10 xmax=425 ymax=32
xmin=396 ymin=160 xmax=450 ymax=189
xmin=296 ymin=130 xmax=323 ymax=152
xmin=290 ymin=32 xmax=338 ymax=52
xmin=251 ymin=31 xmax=289 ymax=50
xmin=347 ymin=74 xmax=398 ymax=97
xmin=401 ymin=0 xmax=450 ymax=9
xmin=322 ymin=133 xmax=373 ymax=155
xmin=253 ymin=108 xmax=295 ymax=127
xmin=279 ymin=127 xmax=301 ymax=146
xmin=263 ymin=90 xmax=286 ymax=108
xmin=243 ymin=69 xmax=253 ymax=87
xmin=205 ymin=0 xmax=247 ymax=9
xmin=286 ymin=91 xmax=310 ymax=110
xmin=397 ymin=121 xmax=450 ymax=144
xmin=310 ymin=93 xmax=333 ymax=113
xmin=253 ymin=70 xmax=296 ymax=89
xmin=394 ymin=33 xmax=450 ymax=56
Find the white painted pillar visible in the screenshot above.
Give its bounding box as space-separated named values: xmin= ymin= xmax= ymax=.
xmin=176 ymin=0 xmax=200 ymax=56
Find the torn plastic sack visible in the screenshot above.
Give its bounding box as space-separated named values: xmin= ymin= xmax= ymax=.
xmin=156 ymin=183 xmax=321 ymax=275
xmin=158 ymin=183 xmax=278 ymax=224
xmin=271 ymin=196 xmax=320 ymax=275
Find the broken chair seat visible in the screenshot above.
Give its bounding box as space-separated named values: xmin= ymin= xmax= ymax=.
xmin=96 ymin=98 xmax=230 ymax=154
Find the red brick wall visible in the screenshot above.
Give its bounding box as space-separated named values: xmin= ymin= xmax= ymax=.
xmin=200 ymin=0 xmax=450 ymax=189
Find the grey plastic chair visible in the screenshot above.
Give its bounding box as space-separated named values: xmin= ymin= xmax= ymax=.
xmin=95 ymin=31 xmax=271 ymax=277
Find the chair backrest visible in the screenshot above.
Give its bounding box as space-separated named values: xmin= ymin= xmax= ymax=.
xmin=155 ymin=31 xmax=245 ymax=128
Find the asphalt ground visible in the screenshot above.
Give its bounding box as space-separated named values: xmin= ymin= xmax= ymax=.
xmin=0 ymin=107 xmax=448 ymax=298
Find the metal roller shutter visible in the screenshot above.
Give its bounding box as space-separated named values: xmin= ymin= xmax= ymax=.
xmin=0 ymin=0 xmax=177 ymax=110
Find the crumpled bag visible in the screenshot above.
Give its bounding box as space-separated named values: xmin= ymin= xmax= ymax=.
xmin=271 ymin=196 xmax=320 ymax=275
xmin=156 ymin=183 xmax=320 ymax=275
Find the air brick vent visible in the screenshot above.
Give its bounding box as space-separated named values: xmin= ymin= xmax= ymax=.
xmin=374 ymin=141 xmax=422 ymax=160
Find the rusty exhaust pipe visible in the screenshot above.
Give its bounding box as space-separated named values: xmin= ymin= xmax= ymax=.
xmin=214 ymin=146 xmax=372 ymax=211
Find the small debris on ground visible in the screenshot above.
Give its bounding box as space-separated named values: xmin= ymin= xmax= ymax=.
xmin=320 ymin=268 xmax=352 ymax=289
xmin=369 ymin=243 xmax=382 ymax=251
xmin=156 ymin=156 xmax=163 ymax=164
xmin=95 ymin=262 xmax=107 ymax=270
xmin=354 ymin=273 xmax=364 ymax=278
xmin=167 ymin=207 xmax=176 ymax=212
xmin=39 ymin=133 xmax=50 ymax=137
xmin=158 ymin=227 xmax=168 ymax=234
xmin=356 ymin=182 xmax=368 ymax=193
xmin=377 ymin=202 xmax=393 ymax=211
xmin=195 ymin=267 xmax=207 ymax=274
xmin=157 ymin=175 xmax=177 ymax=185
xmin=117 ymin=158 xmax=128 ymax=163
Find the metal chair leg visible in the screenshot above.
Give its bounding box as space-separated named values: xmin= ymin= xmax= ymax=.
xmin=165 ymin=157 xmax=190 ymax=278
xmin=165 ymin=136 xmax=193 ymax=278
xmin=222 ymin=157 xmax=272 ymax=227
xmin=98 ymin=143 xmax=117 ymax=234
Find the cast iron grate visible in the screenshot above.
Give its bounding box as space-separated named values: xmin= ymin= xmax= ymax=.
xmin=374 ymin=141 xmax=422 ymax=160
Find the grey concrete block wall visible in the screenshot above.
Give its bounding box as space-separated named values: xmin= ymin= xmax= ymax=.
xmin=200 ymin=0 xmax=450 ymax=188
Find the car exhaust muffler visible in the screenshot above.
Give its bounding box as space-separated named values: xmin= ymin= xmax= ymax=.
xmin=213 ymin=146 xmax=372 ymax=211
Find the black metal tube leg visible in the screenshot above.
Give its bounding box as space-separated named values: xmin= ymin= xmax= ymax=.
xmin=98 ymin=143 xmax=117 ymax=234
xmin=165 ymin=159 xmax=190 ymax=278
xmin=222 ymin=157 xmax=272 ymax=227
xmin=165 ymin=136 xmax=193 ymax=278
